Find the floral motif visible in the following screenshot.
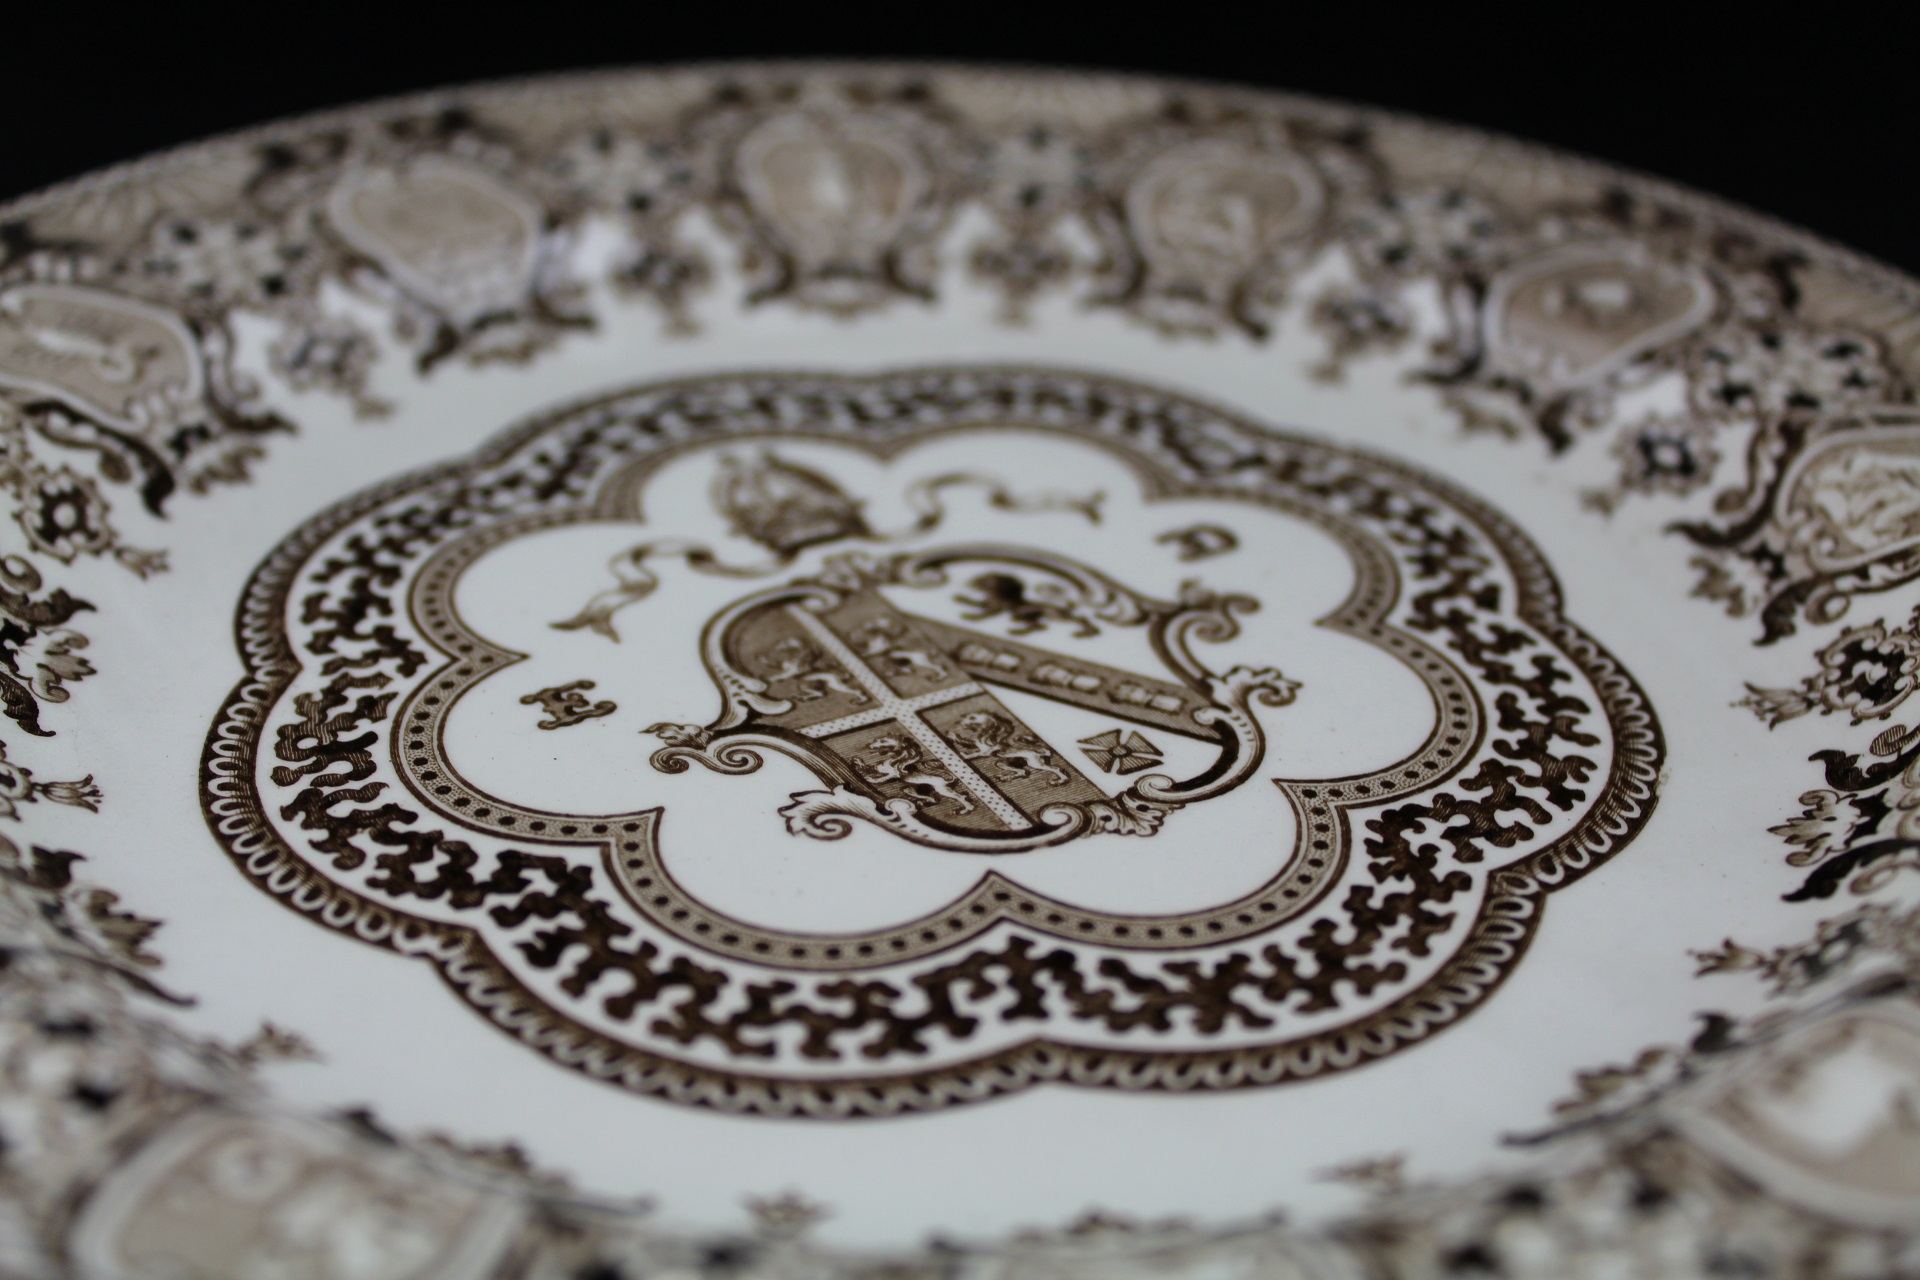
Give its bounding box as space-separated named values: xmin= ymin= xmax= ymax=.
xmin=1587 ymin=413 xmax=1722 ymax=512
xmin=1308 ymin=284 xmax=1412 ymax=380
xmin=266 ymin=306 xmax=390 ymax=415
xmin=1343 ymin=186 xmax=1506 ymax=281
xmin=551 ymin=128 xmax=709 ymax=321
xmin=1676 ymin=408 xmax=1920 ymax=642
xmin=0 ymin=828 xmax=1912 ymax=1280
xmin=1689 ymin=325 xmax=1897 ymax=422
xmin=0 ymin=740 xmax=98 ymax=820
xmin=967 ymin=126 xmax=1092 ymax=318
xmin=1768 ymin=785 xmax=1857 ymax=868
xmin=0 ymin=61 xmax=1916 ymax=1275
xmin=1742 ymin=604 xmax=1920 ymax=901
xmin=1755 ymin=715 xmax=1920 ymax=900
xmin=12 ymin=465 xmax=116 ymax=563
xmin=1690 ymin=900 xmax=1919 ymax=994
xmin=0 ymin=409 xmax=162 ymax=576
xmin=139 ymin=215 xmax=314 ymax=310
xmin=1741 ymin=604 xmax=1920 ymax=726
xmin=0 ymin=555 xmax=93 ymax=739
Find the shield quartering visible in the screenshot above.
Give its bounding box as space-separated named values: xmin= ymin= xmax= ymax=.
xmin=648 ymin=545 xmax=1299 ymax=853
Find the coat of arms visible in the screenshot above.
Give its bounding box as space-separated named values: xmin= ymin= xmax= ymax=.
xmin=647 ymin=546 xmax=1297 ymax=853
xmin=217 ymin=367 xmax=1660 ymax=1116
xmin=560 ymin=449 xmax=1296 ymax=853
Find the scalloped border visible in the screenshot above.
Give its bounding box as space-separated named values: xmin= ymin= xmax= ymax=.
xmin=201 ymin=365 xmax=1663 ymax=1118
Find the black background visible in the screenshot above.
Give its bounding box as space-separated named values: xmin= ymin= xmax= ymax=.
xmin=6 ymin=7 xmax=1916 ymax=275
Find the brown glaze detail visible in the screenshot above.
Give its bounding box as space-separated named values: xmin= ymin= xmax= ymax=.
xmin=520 ymin=680 xmax=616 ymax=730
xmin=919 ymin=614 xmax=1209 ymax=739
xmin=388 ymin=440 xmax=1481 ymax=967
xmin=655 ymin=547 xmax=1291 ymax=853
xmin=203 ymin=366 xmax=1662 ymax=1115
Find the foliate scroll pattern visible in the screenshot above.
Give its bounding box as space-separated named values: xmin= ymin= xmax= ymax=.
xmin=204 ymin=367 xmax=1662 ymax=1115
xmin=1744 ymin=601 xmax=1920 ymax=901
xmin=1 ymin=63 xmax=1916 ymax=827
xmin=1302 ymin=168 xmax=1915 ymax=645
xmin=0 ymin=59 xmax=1914 ymax=1271
xmin=0 ymin=65 xmax=1915 ymax=651
xmin=7 ymin=824 xmax=1920 ymax=1278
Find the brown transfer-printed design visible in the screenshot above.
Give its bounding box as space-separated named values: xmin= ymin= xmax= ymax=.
xmin=0 ymin=61 xmax=1911 ymax=788
xmin=203 ymin=366 xmax=1661 ymax=1112
xmin=0 ymin=60 xmax=1918 ymax=1273
xmin=521 ymin=679 xmax=616 ymax=730
xmin=651 ymin=545 xmax=1297 ymax=853
xmin=7 ymin=821 xmax=1920 ymax=1277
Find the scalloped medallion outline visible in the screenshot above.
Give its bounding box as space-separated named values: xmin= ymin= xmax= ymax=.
xmin=201 ymin=365 xmax=1664 ymax=1117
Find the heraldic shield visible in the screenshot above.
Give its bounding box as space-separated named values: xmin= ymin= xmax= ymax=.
xmin=211 ymin=367 xmax=1663 ymax=1114
xmin=647 ymin=546 xmax=1300 ymax=854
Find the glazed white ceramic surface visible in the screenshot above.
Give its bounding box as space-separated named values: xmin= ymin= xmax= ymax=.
xmin=0 ymin=63 xmax=1915 ymax=1280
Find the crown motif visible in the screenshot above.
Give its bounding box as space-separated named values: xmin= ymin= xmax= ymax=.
xmin=713 ymin=452 xmax=870 ymax=555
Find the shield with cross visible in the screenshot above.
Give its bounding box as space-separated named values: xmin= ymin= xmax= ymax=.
xmin=647 ymin=545 xmax=1299 ymax=854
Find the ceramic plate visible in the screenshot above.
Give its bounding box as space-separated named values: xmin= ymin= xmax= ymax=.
xmin=1 ymin=62 xmax=1915 ymax=1279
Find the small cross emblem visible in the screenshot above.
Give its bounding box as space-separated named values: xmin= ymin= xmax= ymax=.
xmin=1077 ymin=728 xmax=1164 ymax=775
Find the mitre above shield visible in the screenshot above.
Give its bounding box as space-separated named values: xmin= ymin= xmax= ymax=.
xmin=713 ymin=452 xmax=872 ymax=554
